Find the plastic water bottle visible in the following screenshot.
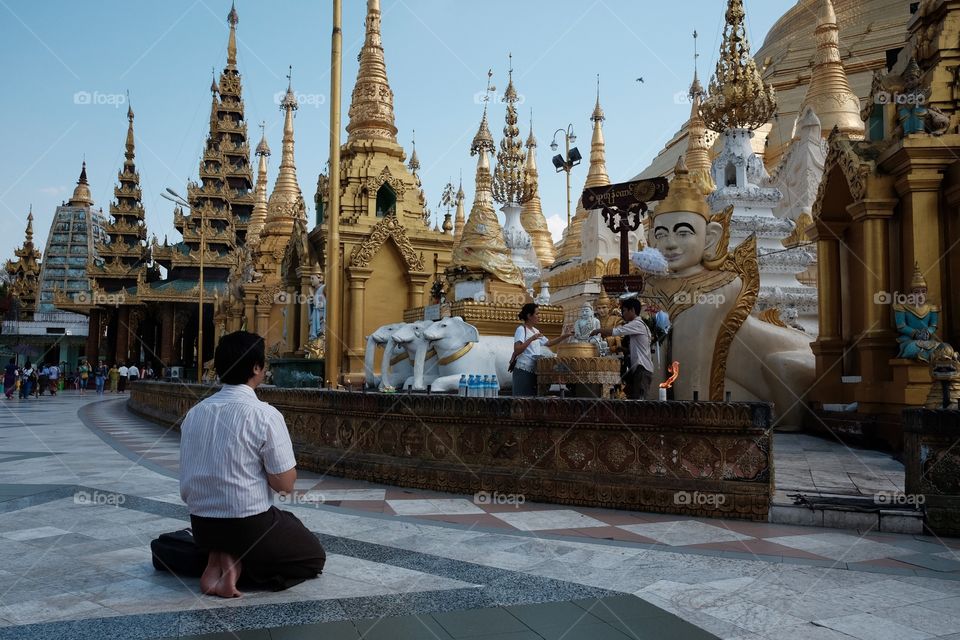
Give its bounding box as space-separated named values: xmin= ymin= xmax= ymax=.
xmin=482 ymin=375 xmax=491 ymax=397
xmin=491 ymin=374 xmax=499 ymax=397
xmin=458 ymin=374 xmax=468 ymax=397
xmin=467 ymin=374 xmax=476 ymax=397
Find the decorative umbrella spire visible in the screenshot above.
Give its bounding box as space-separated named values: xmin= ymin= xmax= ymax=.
xmin=25 ymin=207 xmax=34 ymax=246
xmin=453 ymin=170 xmax=466 ymax=249
xmin=346 ymin=0 xmax=398 ymax=142
xmin=226 ymin=1 xmax=239 ymax=67
xmin=471 ymin=70 xmax=496 ymax=156
xmin=492 ymin=54 xmax=531 ymax=206
xmin=700 ymin=0 xmax=776 ymax=132
xmin=408 ymin=129 xmax=421 ymax=175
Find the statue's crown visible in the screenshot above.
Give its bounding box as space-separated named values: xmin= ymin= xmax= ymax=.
xmin=911 ymin=262 xmax=928 ymax=290
xmin=651 ymin=156 xmax=712 ymax=222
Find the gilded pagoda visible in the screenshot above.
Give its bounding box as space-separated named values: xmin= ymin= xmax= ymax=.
xmin=308 ymin=0 xmax=454 ymax=378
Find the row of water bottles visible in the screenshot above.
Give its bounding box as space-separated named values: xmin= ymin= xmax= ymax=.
xmin=458 ymin=374 xmax=500 ymax=397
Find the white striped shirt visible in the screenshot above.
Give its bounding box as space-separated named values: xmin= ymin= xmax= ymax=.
xmin=179 ymin=384 xmax=296 ymax=518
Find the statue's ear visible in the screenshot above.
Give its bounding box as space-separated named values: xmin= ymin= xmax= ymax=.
xmin=704 ymin=221 xmax=723 ymax=258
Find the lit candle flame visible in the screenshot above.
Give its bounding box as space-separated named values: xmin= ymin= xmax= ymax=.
xmin=659 ymin=361 xmax=679 ymax=389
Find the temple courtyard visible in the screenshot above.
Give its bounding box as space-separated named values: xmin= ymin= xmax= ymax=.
xmin=0 ymin=392 xmax=955 ymax=639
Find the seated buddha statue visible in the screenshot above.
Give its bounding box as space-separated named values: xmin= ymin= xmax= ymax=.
xmin=571 ymin=303 xmax=607 ymax=355
xmin=641 ymin=156 xmax=814 ymax=427
xmin=894 ymin=263 xmax=940 ymax=362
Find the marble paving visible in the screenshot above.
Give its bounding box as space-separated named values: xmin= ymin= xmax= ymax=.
xmin=0 ymin=392 xmax=958 ymax=639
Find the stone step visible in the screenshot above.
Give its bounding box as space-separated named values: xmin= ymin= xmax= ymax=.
xmin=769 ymin=499 xmax=923 ymax=534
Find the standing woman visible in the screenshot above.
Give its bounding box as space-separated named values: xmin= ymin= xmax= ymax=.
xmin=95 ymin=360 xmax=108 ymax=396
xmin=108 ymin=363 xmax=120 ymax=393
xmin=3 ymin=358 xmax=17 ymax=400
xmin=511 ymin=303 xmax=572 ymax=397
xmin=78 ymin=360 xmax=90 ymax=395
xmin=20 ymin=361 xmax=35 ymax=399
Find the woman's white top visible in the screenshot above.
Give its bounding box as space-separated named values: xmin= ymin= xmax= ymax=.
xmin=514 ymin=324 xmax=548 ymax=373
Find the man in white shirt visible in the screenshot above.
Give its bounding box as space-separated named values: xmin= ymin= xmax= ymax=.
xmin=593 ymin=297 xmax=654 ymax=399
xmin=127 ymin=363 xmax=140 ymax=382
xmin=117 ymin=364 xmax=129 ymax=393
xmin=179 ymin=331 xmax=325 ymax=597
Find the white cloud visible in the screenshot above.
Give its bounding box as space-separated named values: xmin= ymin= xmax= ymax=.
xmin=545 ymin=214 xmax=566 ymax=243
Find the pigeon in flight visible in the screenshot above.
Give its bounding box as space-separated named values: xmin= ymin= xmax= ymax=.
xmin=635 ymin=77 xmax=644 ymax=83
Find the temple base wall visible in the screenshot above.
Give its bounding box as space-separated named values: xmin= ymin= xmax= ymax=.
xmin=129 ymin=381 xmax=773 ymax=520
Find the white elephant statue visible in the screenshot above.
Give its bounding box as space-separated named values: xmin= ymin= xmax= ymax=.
xmin=422 ymin=316 xmax=517 ymax=393
xmin=363 ymin=322 xmax=411 ymax=389
xmin=388 ymin=320 xmax=440 ymax=390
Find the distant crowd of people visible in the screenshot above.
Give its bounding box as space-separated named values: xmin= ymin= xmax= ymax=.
xmin=2 ymin=358 xmax=155 ymax=399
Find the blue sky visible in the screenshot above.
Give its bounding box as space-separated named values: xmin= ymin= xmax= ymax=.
xmin=0 ymin=0 xmax=789 ymax=265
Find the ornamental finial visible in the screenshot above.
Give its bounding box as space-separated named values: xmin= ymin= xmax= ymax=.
xmin=470 ymin=69 xmax=496 ymax=156
xmin=700 ymin=0 xmax=776 ymax=131
xmin=492 ymin=55 xmax=530 ymax=205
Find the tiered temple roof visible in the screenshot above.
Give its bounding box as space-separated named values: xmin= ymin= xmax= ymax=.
xmin=4 ymin=209 xmax=43 ymax=320
xmin=88 ymin=103 xmax=150 ymax=293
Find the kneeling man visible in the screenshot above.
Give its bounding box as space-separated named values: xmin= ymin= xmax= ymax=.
xmin=180 ymin=330 xmax=325 ymax=597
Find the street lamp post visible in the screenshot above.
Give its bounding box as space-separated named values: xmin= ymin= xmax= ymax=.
xmin=550 ymin=125 xmax=581 ymax=227
xmin=161 ymin=188 xmax=204 ymax=384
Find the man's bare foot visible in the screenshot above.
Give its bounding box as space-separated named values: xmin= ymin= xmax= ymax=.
xmin=215 ymin=552 xmax=243 ymax=598
xmin=200 ymin=551 xmax=223 ymax=595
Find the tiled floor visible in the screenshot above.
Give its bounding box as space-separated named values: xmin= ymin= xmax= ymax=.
xmin=0 ymin=391 xmax=959 ymax=640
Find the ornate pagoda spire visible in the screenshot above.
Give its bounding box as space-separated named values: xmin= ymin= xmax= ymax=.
xmin=346 ymin=0 xmax=398 ymax=143
xmin=247 ymin=121 xmax=271 ymax=244
xmin=700 ymin=0 xmax=776 ymax=132
xmin=492 ymin=54 xmax=530 ymax=206
xmin=798 ymin=0 xmax=864 ymax=139
xmin=262 ymin=69 xmax=306 ymax=239
xmin=24 ymin=207 xmax=35 ymax=247
xmin=685 ymin=32 xmax=716 ymax=194
xmin=555 ymin=77 xmax=609 ymax=263
xmin=408 ymin=129 xmax=421 ymax=176
xmin=453 ymin=173 xmax=466 ymax=249
xmin=226 ymin=1 xmax=239 ymax=68
xmin=90 ymin=98 xmax=148 ymax=290
xmin=520 ymin=111 xmax=556 ymax=268
xmin=5 ymin=207 xmax=43 ymax=320
xmin=585 ymin=76 xmax=610 ymax=189
xmin=68 ymin=161 xmax=94 ymax=207
xmin=451 ymin=71 xmax=524 ymax=287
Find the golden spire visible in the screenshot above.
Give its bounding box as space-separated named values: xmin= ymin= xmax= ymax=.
xmin=25 ymin=207 xmax=34 ymax=246
xmin=492 ymin=54 xmax=531 ymax=206
xmin=248 ymin=121 xmax=270 ymax=244
xmin=555 ymin=76 xmax=609 ymax=263
xmin=125 ymin=97 xmax=135 ymax=162
xmin=263 ymin=68 xmax=305 ymax=236
xmin=346 ymin=0 xmax=398 ymax=143
xmin=685 ymin=32 xmax=716 ymax=194
xmin=208 ymin=73 xmax=219 ymax=132
xmin=451 ymin=75 xmax=524 ymax=287
xmin=585 ymin=75 xmax=610 ymax=189
xmin=520 ymin=110 xmax=556 ymax=268
xmin=700 ymin=0 xmax=776 ymax=131
xmin=798 ymin=0 xmax=864 ymax=139
xmin=408 ymin=130 xmax=421 ymax=175
xmin=226 ymin=1 xmax=239 ymax=68
xmin=69 ymin=161 xmax=94 ymax=207
xmin=453 ymin=173 xmax=466 ymax=249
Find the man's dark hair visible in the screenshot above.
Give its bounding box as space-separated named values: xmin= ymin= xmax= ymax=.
xmin=620 ymin=297 xmax=642 ymax=315
xmin=214 ymin=331 xmax=266 ymax=385
xmin=518 ymin=302 xmax=539 ymax=321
